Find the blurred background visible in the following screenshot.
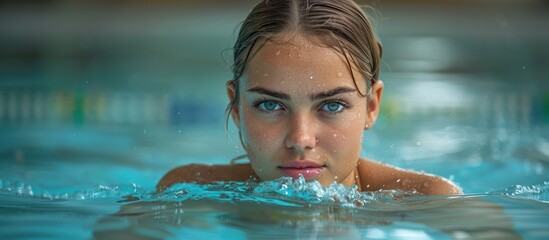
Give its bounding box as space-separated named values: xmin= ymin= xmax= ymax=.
xmin=0 ymin=0 xmax=548 ymax=192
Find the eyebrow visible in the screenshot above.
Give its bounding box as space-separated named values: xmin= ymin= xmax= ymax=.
xmin=246 ymin=87 xmax=290 ymax=100
xmin=246 ymin=86 xmax=356 ymax=101
xmin=311 ymin=87 xmax=356 ymax=101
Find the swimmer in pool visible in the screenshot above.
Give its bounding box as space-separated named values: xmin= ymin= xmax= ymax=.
xmin=157 ymin=0 xmax=462 ymax=195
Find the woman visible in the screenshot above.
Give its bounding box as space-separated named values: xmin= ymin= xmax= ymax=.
xmin=157 ymin=0 xmax=461 ymax=195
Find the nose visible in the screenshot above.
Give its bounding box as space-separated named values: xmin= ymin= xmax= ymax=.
xmin=285 ymin=114 xmax=318 ymax=151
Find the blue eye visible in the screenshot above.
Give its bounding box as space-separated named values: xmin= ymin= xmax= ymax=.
xmin=257 ymin=100 xmax=282 ymax=111
xmin=321 ymin=102 xmax=345 ymax=113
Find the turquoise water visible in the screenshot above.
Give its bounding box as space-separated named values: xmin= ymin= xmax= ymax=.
xmin=1 ymin=120 xmax=548 ymax=239
xmin=1 ymin=169 xmax=549 ymax=239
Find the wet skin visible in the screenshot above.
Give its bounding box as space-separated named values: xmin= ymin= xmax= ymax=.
xmin=158 ymin=33 xmax=462 ymax=196
xmin=229 ymin=34 xmax=374 ymax=188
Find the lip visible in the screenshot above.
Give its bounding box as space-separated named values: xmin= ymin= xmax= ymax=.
xmin=278 ymin=161 xmax=326 ymax=179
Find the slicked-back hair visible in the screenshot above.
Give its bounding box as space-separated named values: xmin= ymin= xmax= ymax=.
xmin=227 ymin=0 xmax=382 ymax=122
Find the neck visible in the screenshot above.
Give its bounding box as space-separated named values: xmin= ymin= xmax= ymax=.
xmin=340 ymin=168 xmax=361 ymax=191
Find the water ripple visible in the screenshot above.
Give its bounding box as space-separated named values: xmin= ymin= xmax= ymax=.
xmin=2 ymin=176 xmax=548 ymax=206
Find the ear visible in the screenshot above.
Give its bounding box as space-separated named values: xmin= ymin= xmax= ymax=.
xmin=365 ymin=80 xmax=384 ymax=130
xmin=226 ymin=80 xmax=241 ymax=128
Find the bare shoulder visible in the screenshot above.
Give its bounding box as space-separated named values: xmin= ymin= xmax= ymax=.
xmin=357 ymin=158 xmax=462 ymax=195
xmin=156 ymin=163 xmax=256 ymax=191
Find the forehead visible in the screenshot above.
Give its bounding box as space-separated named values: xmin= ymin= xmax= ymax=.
xmin=243 ymin=35 xmax=366 ymax=92
xmin=249 ymin=36 xmax=343 ymax=74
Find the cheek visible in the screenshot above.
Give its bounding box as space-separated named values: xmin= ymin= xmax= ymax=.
xmin=324 ymin=126 xmax=362 ymax=150
xmin=240 ymin=111 xmax=281 ymax=154
xmin=323 ymin=113 xmax=365 ymax=156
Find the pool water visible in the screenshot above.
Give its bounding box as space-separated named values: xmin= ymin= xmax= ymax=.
xmin=1 ymin=109 xmax=548 ymax=239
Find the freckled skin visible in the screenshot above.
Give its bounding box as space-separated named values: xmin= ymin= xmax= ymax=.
xmin=157 ymin=34 xmax=462 ymax=196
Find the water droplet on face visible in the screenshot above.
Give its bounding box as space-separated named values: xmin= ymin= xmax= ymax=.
xmin=264 ymin=73 xmax=269 ymax=77
xmin=333 ymin=133 xmax=337 ymax=138
xmin=423 ymin=181 xmax=431 ymax=188
xmin=396 ymin=179 xmax=401 ymax=183
xmin=337 ymin=72 xmax=343 ymax=78
xmin=310 ymin=76 xmax=314 ymax=80
xmin=276 ymin=50 xmax=281 ymax=56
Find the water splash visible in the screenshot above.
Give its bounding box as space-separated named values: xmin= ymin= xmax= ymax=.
xmin=0 ymin=178 xmax=144 ymax=200
xmin=252 ymin=176 xmax=374 ymax=207
xmin=496 ymin=181 xmax=549 ymax=202
xmin=146 ymin=176 xmax=419 ymax=208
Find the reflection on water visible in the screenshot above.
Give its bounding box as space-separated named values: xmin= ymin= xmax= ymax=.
xmin=3 ymin=177 xmax=545 ymax=239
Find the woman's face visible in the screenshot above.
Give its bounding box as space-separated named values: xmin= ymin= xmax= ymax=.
xmin=228 ymin=35 xmax=381 ymax=187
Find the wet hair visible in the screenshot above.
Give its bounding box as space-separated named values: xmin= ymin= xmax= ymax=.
xmin=227 ymin=0 xmax=383 ymax=118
